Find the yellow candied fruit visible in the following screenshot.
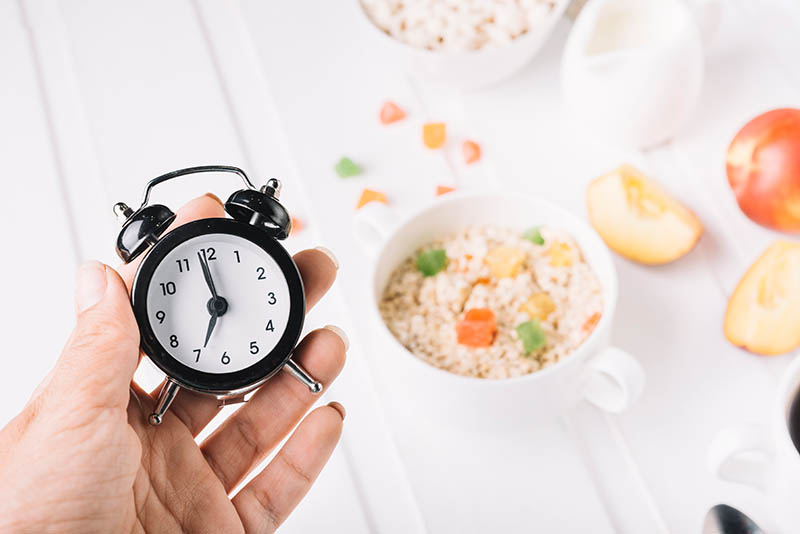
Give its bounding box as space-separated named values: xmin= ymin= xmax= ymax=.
xmin=520 ymin=293 xmax=556 ymax=321
xmin=485 ymin=246 xmax=526 ymax=278
xmin=547 ymin=241 xmax=573 ymax=267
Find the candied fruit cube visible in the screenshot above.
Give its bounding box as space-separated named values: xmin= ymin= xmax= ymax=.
xmin=289 ymin=216 xmax=304 ymax=236
xmin=462 ymin=140 xmax=481 ymax=164
xmin=547 ymin=241 xmax=573 ymax=267
xmin=485 ymin=246 xmax=526 ymax=278
xmin=456 ymin=308 xmax=497 ymax=347
xmin=436 ymin=185 xmax=456 ymax=196
xmin=516 ymin=320 xmax=547 ymax=354
xmin=416 ymin=249 xmax=447 ymax=277
xmin=335 ymin=157 xmax=363 ymax=178
xmin=356 ymin=188 xmax=387 ymax=209
xmin=582 ymin=312 xmax=602 ymax=333
xmin=423 ymin=123 xmax=446 ymax=149
xmin=522 ymin=226 xmax=545 ymax=245
xmin=380 ymin=101 xmax=406 ymax=124
xmin=520 ymin=293 xmax=556 ymax=321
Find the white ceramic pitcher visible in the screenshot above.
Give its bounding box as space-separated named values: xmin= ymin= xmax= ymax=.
xmin=562 ymin=0 xmax=722 ymax=149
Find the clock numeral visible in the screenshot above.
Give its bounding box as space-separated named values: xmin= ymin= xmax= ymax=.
xmin=200 ymin=247 xmax=217 ymax=261
xmin=234 ymin=250 xmax=241 ymax=263
xmin=256 ymin=267 xmax=266 ymax=280
xmin=221 ymin=351 xmax=230 ymax=365
xmin=249 ymin=341 xmax=259 ymax=354
xmin=265 ymin=320 xmax=275 ymax=332
xmin=170 ymin=334 xmax=179 ymax=348
xmin=155 ymin=310 xmax=166 ymax=324
xmin=176 ymin=258 xmax=190 ymax=273
xmin=160 ymin=282 xmax=176 ymax=296
xmin=193 ymin=348 xmax=202 ymax=362
xmin=267 ymin=292 xmax=277 ymax=305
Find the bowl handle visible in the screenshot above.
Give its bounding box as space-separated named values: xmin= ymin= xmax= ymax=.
xmin=581 ymin=346 xmax=645 ymax=413
xmin=353 ymin=202 xmax=396 ymax=258
xmin=708 ymin=425 xmax=774 ymax=491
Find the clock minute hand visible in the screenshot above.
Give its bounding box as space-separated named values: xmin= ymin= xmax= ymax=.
xmin=203 ymin=311 xmax=218 ymax=348
xmin=198 ymin=251 xmax=218 ymax=299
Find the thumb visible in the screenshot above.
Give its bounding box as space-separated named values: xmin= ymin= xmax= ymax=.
xmin=49 ymin=261 xmax=140 ymax=411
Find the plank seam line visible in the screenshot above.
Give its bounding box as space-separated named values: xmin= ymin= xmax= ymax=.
xmin=189 ymin=0 xmax=255 ymax=174
xmin=188 ymin=2 xmax=428 ymax=531
xmin=17 ymin=0 xmax=83 ymax=266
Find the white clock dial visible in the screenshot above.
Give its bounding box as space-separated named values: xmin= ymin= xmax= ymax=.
xmin=146 ymin=233 xmax=291 ymax=373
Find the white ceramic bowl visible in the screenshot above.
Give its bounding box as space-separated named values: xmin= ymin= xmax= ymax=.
xmin=354 ymin=0 xmax=570 ymax=90
xmin=355 ymin=192 xmax=645 ymax=428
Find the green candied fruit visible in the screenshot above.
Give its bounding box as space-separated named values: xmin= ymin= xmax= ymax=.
xmin=335 ymin=156 xmax=363 ymax=178
xmin=523 ymin=226 xmax=545 ymax=245
xmin=516 ymin=319 xmax=547 ymax=354
xmin=416 ymin=249 xmax=447 ymax=277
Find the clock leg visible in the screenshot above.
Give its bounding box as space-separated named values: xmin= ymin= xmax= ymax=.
xmin=149 ymin=380 xmax=181 ymax=425
xmin=283 ymin=357 xmax=323 ymax=394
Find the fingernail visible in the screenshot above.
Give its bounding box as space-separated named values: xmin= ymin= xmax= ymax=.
xmin=315 ymin=246 xmax=339 ymax=270
xmin=328 ymin=401 xmax=346 ymax=421
xmin=324 ymin=324 xmax=349 ymax=351
xmin=204 ymin=192 xmax=224 ymax=207
xmin=75 ymin=261 xmax=108 ymax=313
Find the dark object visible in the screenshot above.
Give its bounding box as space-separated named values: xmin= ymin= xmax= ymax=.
xmin=113 ymin=166 xmax=319 ymax=427
xmin=114 ymin=165 xmax=291 ymax=261
xmin=131 ymin=217 xmax=305 ymax=394
xmin=115 ymin=204 xmax=176 ymax=262
xmin=789 ymin=386 xmax=800 ymax=454
xmin=225 ymin=179 xmax=291 ymax=240
xmin=703 ymin=504 xmax=765 ymax=534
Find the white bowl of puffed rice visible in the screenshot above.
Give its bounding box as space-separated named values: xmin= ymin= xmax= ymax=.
xmin=354 ymin=192 xmax=645 ymax=428
xmin=356 ymin=0 xmax=570 ymax=90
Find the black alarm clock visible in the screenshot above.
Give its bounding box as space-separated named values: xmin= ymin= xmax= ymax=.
xmin=113 ymin=166 xmax=321 ymax=425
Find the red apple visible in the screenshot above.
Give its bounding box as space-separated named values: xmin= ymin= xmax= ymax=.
xmin=727 ymin=108 xmax=800 ymax=232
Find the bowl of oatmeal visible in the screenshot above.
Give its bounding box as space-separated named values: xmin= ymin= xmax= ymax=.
xmin=355 ymin=191 xmax=644 ymax=426
xmin=355 ymin=0 xmax=570 ymax=89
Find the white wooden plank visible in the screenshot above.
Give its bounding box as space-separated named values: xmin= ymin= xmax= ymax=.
xmin=238 ymin=1 xmax=616 ymax=531
xmin=22 ymin=0 xmax=114 ymax=264
xmin=192 ymin=1 xmax=428 ymax=531
xmin=0 ymin=0 xmax=76 ymax=425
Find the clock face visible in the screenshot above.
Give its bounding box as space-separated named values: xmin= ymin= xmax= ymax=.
xmin=145 ymin=232 xmax=292 ymax=374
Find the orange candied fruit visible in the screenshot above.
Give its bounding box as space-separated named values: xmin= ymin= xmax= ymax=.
xmin=289 ymin=216 xmax=304 ymax=236
xmin=462 ymin=140 xmax=481 ymax=164
xmin=582 ymin=312 xmax=602 ymax=333
xmin=356 ymin=188 xmax=388 ymax=209
xmin=423 ymin=122 xmax=446 ymax=149
xmin=456 ymin=308 xmax=497 ymax=348
xmin=436 ymin=185 xmax=456 ymax=196
xmin=380 ymin=101 xmax=406 ymax=125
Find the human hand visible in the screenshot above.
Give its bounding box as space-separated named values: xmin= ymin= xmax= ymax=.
xmin=0 ymin=194 xmax=347 ymax=533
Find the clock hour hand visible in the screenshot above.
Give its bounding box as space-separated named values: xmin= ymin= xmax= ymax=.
xmin=203 ymin=311 xmax=218 ymax=348
xmin=198 ymin=250 xmax=218 ymax=300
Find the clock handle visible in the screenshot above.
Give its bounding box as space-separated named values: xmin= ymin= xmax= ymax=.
xmin=284 ymin=357 xmax=323 ymax=394
xmin=149 ymin=380 xmax=181 ymax=425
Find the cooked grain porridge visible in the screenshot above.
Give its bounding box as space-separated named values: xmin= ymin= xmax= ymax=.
xmin=379 ymin=226 xmax=603 ymax=378
xmin=360 ymin=0 xmax=557 ymax=52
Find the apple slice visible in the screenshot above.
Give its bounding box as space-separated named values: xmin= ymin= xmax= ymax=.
xmin=587 ymin=164 xmax=703 ymax=265
xmin=724 ymin=240 xmax=800 ymax=355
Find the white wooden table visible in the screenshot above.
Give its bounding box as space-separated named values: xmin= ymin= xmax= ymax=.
xmin=2 ymin=1 xmax=799 ymax=532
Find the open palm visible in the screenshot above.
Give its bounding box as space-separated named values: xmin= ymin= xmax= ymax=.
xmin=0 ymin=195 xmax=346 ymax=533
